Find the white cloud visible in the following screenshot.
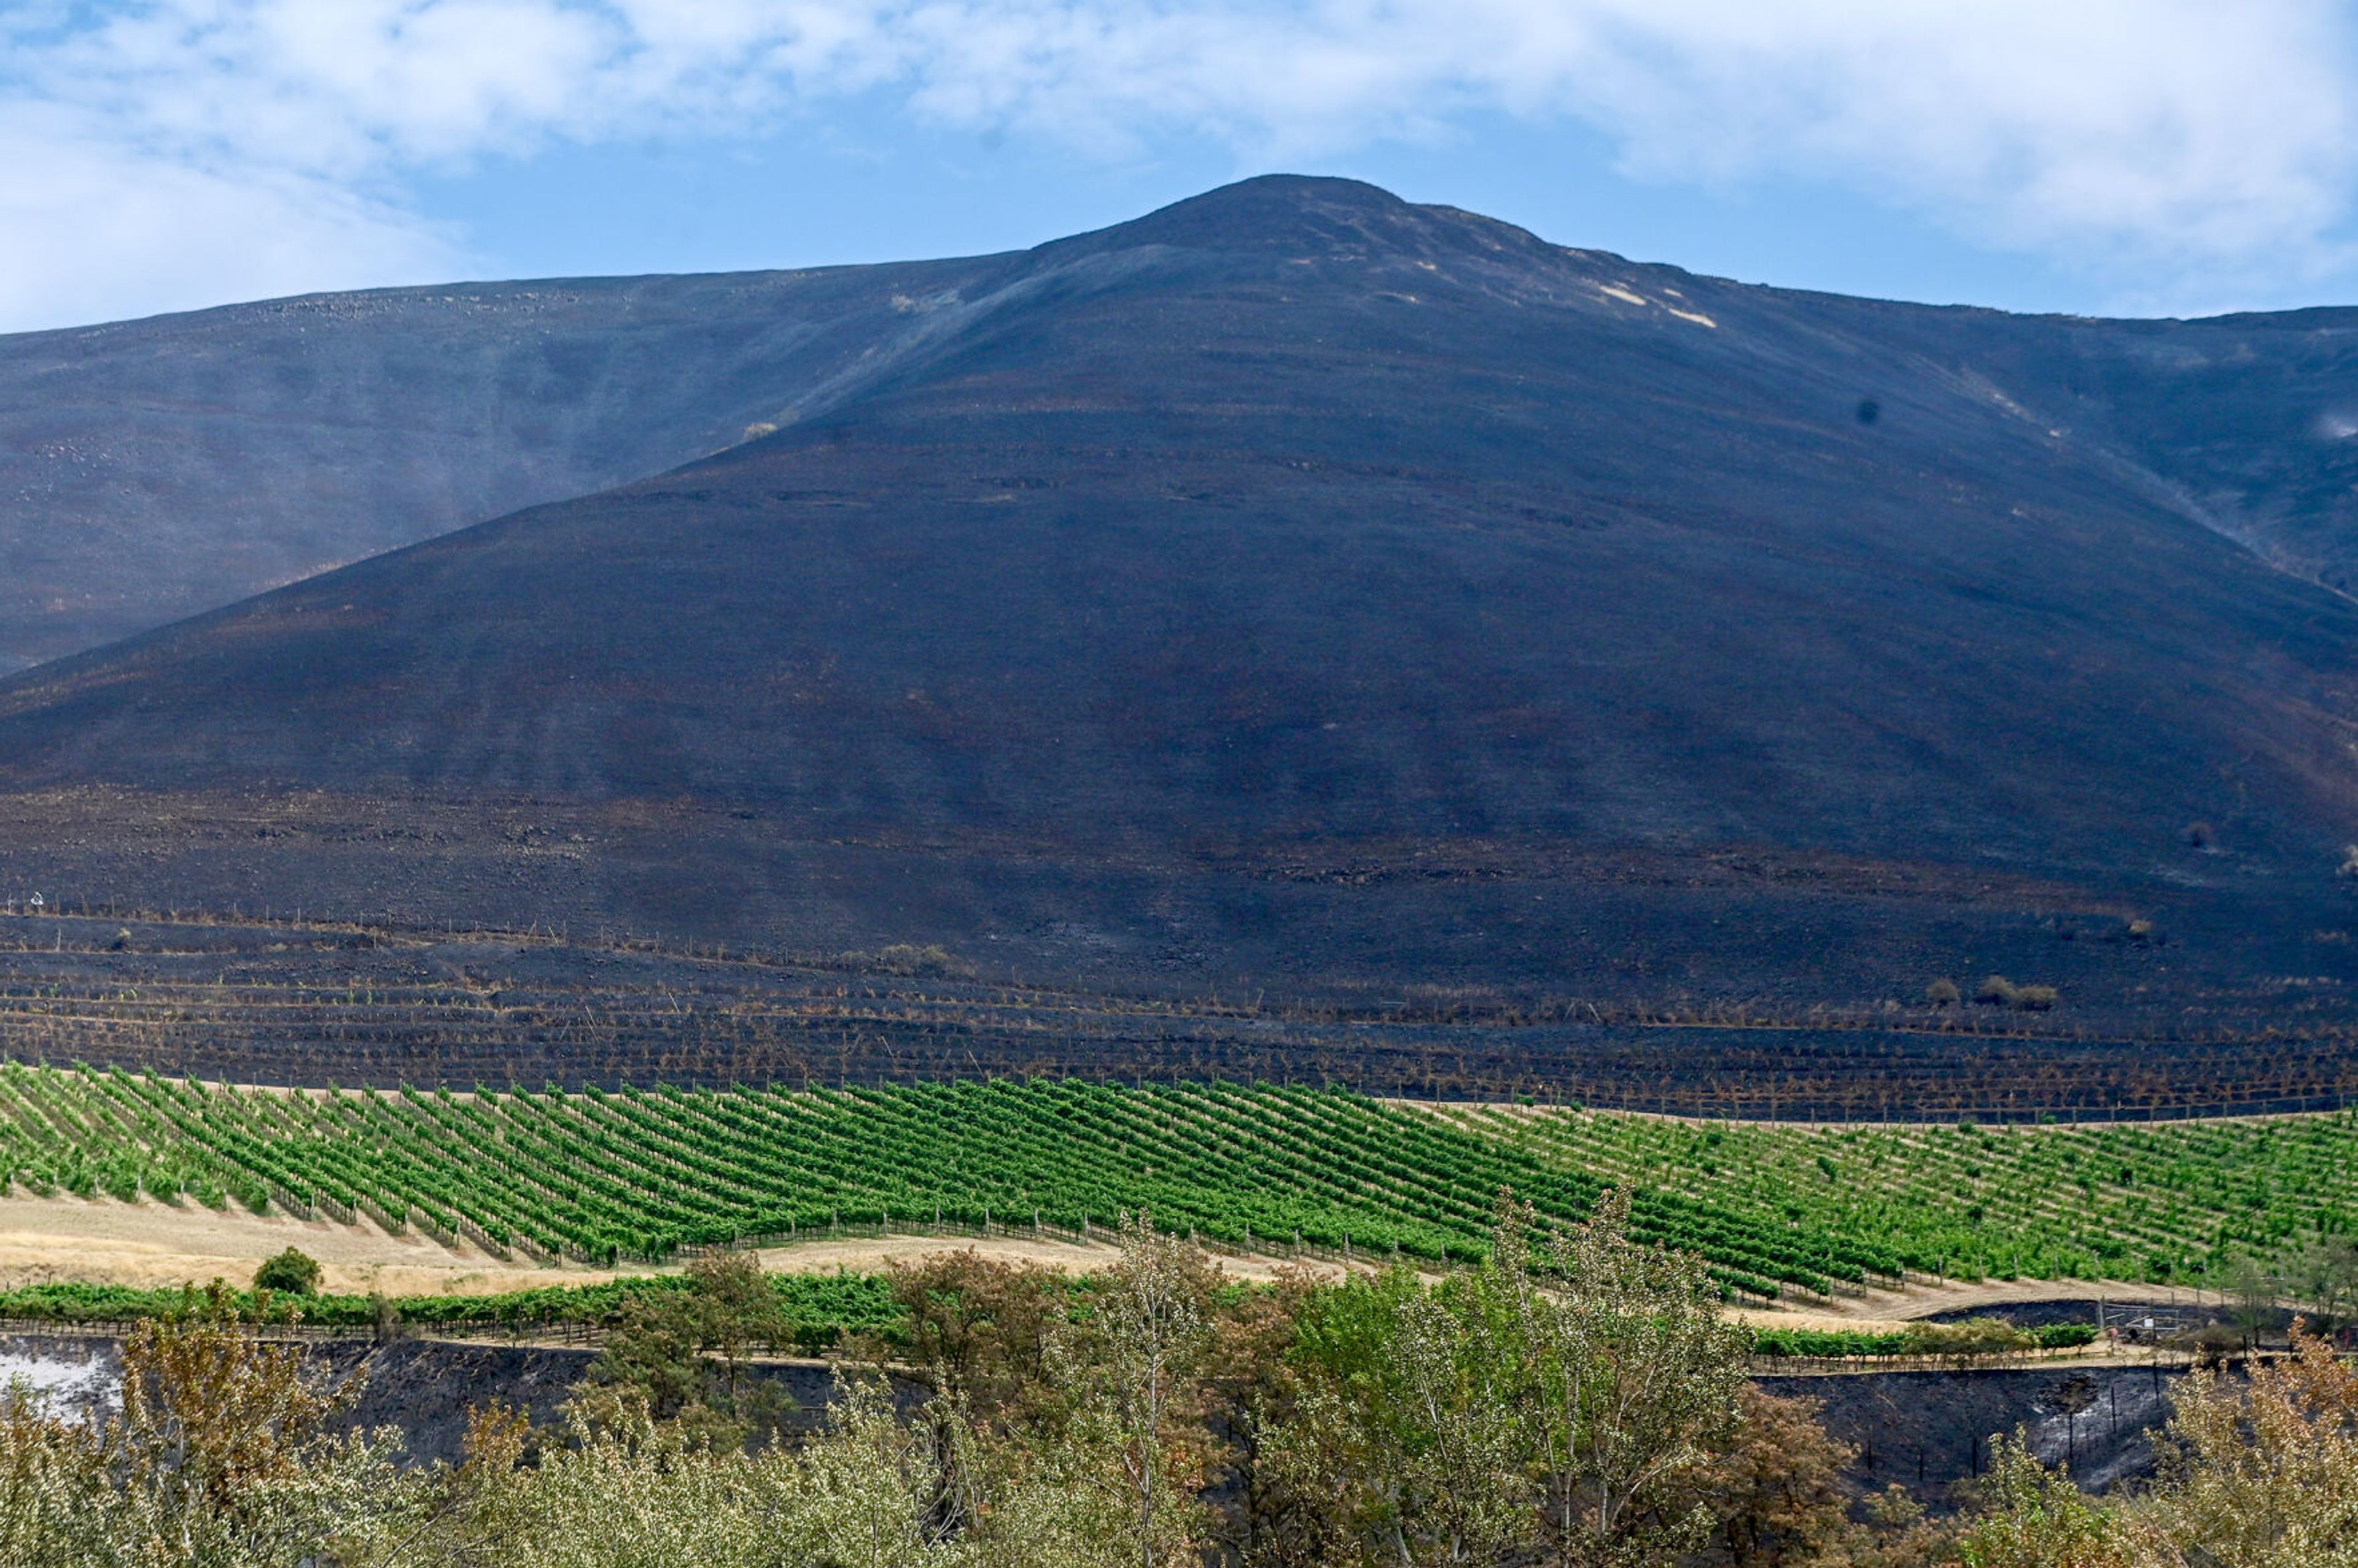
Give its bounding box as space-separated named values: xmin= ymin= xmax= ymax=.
xmin=1560 ymin=1 xmax=2358 ymax=281
xmin=3 ymin=0 xmax=2356 ymax=328
xmin=0 ymin=101 xmax=460 ymax=330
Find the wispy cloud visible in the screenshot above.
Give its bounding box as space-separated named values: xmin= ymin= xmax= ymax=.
xmin=4 ymin=1 xmax=2356 ymax=328
xmin=0 ymin=98 xmax=455 ymax=332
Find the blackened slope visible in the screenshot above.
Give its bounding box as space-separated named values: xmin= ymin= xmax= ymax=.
xmin=0 ymin=253 xmax=1014 ymax=669
xmin=1933 ymin=307 xmax=2358 ymax=594
xmin=4 ymin=175 xmax=2354 ymax=896
xmin=7 ymin=172 xmax=2356 ymax=686
xmin=5 ymin=175 xmax=2358 ymax=1060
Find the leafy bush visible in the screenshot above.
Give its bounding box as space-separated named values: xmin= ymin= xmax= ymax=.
xmin=253 ymin=1247 xmax=321 ymax=1295
xmin=1904 ymin=1317 xmax=2034 ymax=1359
xmin=835 ymin=942 xmax=971 ymax=977
xmin=1969 ymin=976 xmax=2056 ymax=1011
xmin=1750 ymin=1317 xmax=2092 ymax=1360
xmin=1751 ymin=1327 xmax=1912 ymax=1359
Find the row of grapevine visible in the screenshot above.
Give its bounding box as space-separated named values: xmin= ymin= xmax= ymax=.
xmin=1457 ymin=1103 xmax=2358 ymax=1284
xmin=0 ymin=1068 xmax=1890 ymax=1295
xmin=15 ymin=1064 xmax=2351 ymax=1290
xmin=0 ymin=1273 xmax=903 ymax=1343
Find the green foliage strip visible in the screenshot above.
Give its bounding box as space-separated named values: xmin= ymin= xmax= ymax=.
xmin=1453 ymin=1102 xmax=2358 ymax=1284
xmin=0 ymin=1068 xmax=1899 ymax=1297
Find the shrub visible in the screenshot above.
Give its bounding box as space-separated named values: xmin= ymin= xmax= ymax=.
xmin=2010 ymin=985 xmax=2059 ymax=1011
xmin=254 ymin=1247 xmax=321 ymax=1296
xmin=1924 ymin=977 xmax=1961 ymax=1007
xmin=1904 ymin=1317 xmax=2034 ymax=1362
xmin=1974 ymin=976 xmax=2018 ymax=1006
xmin=837 ymin=943 xmax=971 ymax=977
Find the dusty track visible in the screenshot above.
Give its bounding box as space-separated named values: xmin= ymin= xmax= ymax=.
xmin=1730 ymin=1276 xmax=2222 ymax=1335
xmin=0 ymin=1195 xmax=603 ymax=1298
xmin=0 ymin=1193 xmax=2230 ymax=1314
xmin=0 ymin=1195 xmax=1357 ymax=1296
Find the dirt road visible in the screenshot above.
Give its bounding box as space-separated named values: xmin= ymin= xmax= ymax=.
xmin=0 ymin=1193 xmax=2228 ymax=1315
xmin=1729 ymin=1275 xmax=2221 ymax=1334
xmin=0 ymin=1195 xmax=1365 ymax=1295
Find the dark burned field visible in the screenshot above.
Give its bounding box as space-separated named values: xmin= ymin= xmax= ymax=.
xmin=2 ymin=807 xmax=2354 ymax=1120
xmin=12 ymin=180 xmax=2358 ymax=1116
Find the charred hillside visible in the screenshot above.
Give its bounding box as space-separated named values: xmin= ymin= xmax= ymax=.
xmin=2 ymin=176 xmax=2357 ymax=1105
xmin=0 ymin=253 xmax=1008 ymax=670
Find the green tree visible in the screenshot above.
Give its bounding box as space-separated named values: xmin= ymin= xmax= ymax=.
xmin=885 ymin=1247 xmax=1072 ymax=1429
xmin=1391 ymin=1283 xmax=1534 ymax=1566
xmin=1051 ymin=1213 xmax=1217 ymax=1568
xmin=2279 ymin=1233 xmax=2358 ymax=1335
xmin=1281 ymin=1262 xmax=1532 ymax=1567
xmin=1502 ymin=1190 xmax=1751 ymax=1568
xmin=1954 ymin=1432 xmax=2125 ymax=1568
xmin=0 ymin=1285 xmax=422 ymax=1566
xmin=2125 ymin=1328 xmax=2358 ymax=1566
xmin=573 ymin=1252 xmax=795 ymax=1450
xmin=254 ymin=1245 xmax=322 ymax=1295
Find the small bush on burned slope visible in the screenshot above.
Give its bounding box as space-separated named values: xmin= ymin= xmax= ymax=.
xmin=834 ymin=943 xmax=973 ymax=977
xmin=1974 ymin=976 xmax=2058 ymax=1011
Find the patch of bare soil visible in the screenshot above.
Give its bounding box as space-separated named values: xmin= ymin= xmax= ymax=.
xmin=751 ymin=1235 xmax=1369 ymax=1284
xmin=1749 ymin=1275 xmax=2219 ymax=1327
xmin=0 ymin=1195 xmax=1355 ymax=1297
xmin=1727 ymin=1278 xmax=2224 ymax=1369
xmin=0 ymin=1195 xmax=632 ymax=1298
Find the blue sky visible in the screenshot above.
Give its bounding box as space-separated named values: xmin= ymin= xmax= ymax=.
xmin=417 ymin=103 xmax=2100 ymax=314
xmin=5 ymin=2 xmax=2357 ymax=333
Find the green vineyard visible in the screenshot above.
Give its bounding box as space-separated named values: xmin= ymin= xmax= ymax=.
xmin=0 ymin=1068 xmax=1889 ymax=1297
xmin=0 ymin=1064 xmax=2348 ymax=1294
xmin=1453 ymin=1104 xmax=2358 ymax=1283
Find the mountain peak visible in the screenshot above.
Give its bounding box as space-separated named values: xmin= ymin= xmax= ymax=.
xmin=1059 ymin=174 xmax=1500 ymax=260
